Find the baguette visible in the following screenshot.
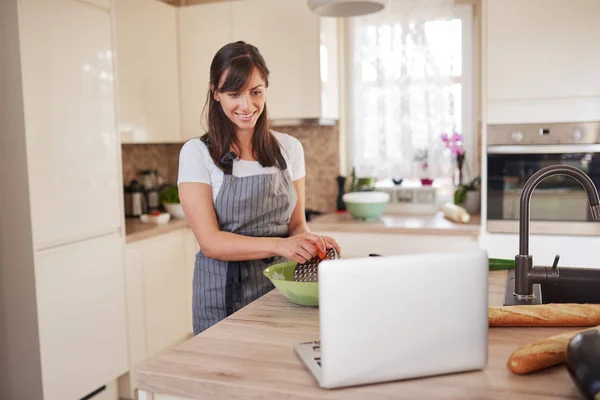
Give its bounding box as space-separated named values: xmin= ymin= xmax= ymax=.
xmin=507 ymin=325 xmax=600 ymax=374
xmin=489 ymin=304 xmax=600 ymax=327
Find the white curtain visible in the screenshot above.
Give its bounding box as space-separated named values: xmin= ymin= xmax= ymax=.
xmin=349 ymin=0 xmax=462 ymax=181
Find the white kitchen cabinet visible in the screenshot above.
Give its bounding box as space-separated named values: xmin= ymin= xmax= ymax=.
xmin=18 ymin=0 xmax=122 ymax=249
xmin=230 ymin=0 xmax=323 ymax=120
xmin=35 ymin=234 xmax=128 ymax=400
xmin=313 ymin=231 xmax=479 ymax=259
xmin=81 ymin=0 xmax=111 ymax=9
xmin=2 ymin=0 xmax=128 ymax=399
xmin=124 ymin=244 xmax=147 ymax=369
xmin=142 ymin=230 xmax=189 ymax=357
xmin=484 ymin=0 xmax=600 ymax=123
xmin=178 ymin=0 xmax=338 ymax=136
xmin=120 ymin=230 xmax=195 ymax=399
xmin=178 ymin=1 xmax=232 ymax=140
xmin=115 ymin=0 xmax=181 ymax=143
xmin=125 ymin=231 xmax=191 ymax=359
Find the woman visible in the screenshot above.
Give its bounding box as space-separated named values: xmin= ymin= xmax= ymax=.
xmin=178 ymin=41 xmax=342 ymax=335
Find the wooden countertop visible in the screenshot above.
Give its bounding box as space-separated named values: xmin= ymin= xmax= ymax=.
xmin=136 ymin=271 xmax=581 ymax=399
xmin=125 ymin=211 xmax=479 ymax=244
xmin=308 ymin=211 xmax=481 ymax=237
xmin=125 ymin=218 xmax=189 ymax=243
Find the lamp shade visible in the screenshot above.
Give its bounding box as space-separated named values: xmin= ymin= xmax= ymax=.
xmin=307 ymin=0 xmax=389 ymax=17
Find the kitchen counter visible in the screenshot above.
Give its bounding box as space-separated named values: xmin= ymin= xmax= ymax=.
xmin=124 ymin=211 xmax=480 ymax=244
xmin=125 ymin=218 xmax=189 ymax=244
xmin=308 ymin=211 xmax=481 ymax=238
xmin=136 ymin=270 xmax=581 ymax=399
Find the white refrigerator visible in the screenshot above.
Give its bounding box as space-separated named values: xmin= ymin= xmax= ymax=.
xmin=2 ymin=0 xmax=129 ymax=399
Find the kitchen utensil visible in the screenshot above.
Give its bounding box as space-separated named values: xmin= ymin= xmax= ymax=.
xmin=140 ymin=169 xmax=160 ymax=212
xmin=343 ymin=191 xmax=390 ymax=220
xmin=566 ymin=328 xmax=600 ymax=400
xmin=292 ymin=247 xmax=339 ymax=282
xmin=336 ymin=175 xmax=346 ymax=211
xmin=263 ymin=261 xmax=320 ymax=306
xmin=124 ymin=179 xmax=147 ymax=217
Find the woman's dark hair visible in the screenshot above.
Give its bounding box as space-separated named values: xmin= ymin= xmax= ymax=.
xmin=200 ymin=41 xmax=283 ymax=171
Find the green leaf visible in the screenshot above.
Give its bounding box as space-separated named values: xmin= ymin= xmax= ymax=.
xmin=454 ymin=188 xmax=467 ymax=205
xmin=159 ymin=185 xmax=180 ymax=204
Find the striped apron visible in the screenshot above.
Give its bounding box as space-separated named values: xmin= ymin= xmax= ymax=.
xmin=192 ymin=151 xmax=297 ymax=334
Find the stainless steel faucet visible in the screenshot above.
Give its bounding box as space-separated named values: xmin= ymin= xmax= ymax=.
xmin=513 ymin=165 xmax=600 ymax=300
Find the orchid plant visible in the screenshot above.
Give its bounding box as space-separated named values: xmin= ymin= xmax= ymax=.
xmin=441 ymin=131 xmax=465 ymax=185
xmin=440 ymin=131 xmax=464 ymax=156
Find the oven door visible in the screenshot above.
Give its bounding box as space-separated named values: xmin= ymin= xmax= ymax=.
xmin=487 ymin=144 xmax=600 ymax=236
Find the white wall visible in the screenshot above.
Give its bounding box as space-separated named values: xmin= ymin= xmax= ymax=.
xmin=0 ymin=0 xmax=44 ymax=398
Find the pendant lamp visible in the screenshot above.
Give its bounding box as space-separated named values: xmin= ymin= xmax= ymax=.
xmin=307 ymin=0 xmax=389 ymax=17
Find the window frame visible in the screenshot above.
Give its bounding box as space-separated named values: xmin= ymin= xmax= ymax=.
xmin=342 ymin=3 xmax=475 ymax=181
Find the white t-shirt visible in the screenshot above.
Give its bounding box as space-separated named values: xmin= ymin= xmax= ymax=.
xmin=178 ymin=130 xmax=306 ymax=202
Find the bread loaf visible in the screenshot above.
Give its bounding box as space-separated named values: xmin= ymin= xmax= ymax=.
xmin=507 ymin=325 xmax=600 ymax=374
xmin=489 ymin=304 xmax=600 ymax=327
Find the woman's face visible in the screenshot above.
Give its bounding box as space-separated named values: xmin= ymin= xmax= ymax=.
xmin=214 ymin=67 xmax=266 ymax=135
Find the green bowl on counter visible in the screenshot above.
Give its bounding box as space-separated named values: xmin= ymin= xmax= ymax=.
xmin=263 ymin=261 xmax=319 ymax=307
xmin=343 ymin=191 xmax=390 ymax=221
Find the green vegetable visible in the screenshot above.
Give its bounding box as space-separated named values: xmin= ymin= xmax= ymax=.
xmin=159 ymin=185 xmax=180 ymax=204
xmin=489 ymin=258 xmax=515 ymax=271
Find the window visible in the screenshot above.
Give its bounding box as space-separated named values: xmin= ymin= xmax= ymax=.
xmin=346 ymin=2 xmax=474 ymax=183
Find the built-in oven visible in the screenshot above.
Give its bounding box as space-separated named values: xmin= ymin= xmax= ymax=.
xmin=486 ymin=121 xmax=600 ymax=236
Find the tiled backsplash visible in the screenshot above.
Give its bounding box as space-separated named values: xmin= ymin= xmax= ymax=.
xmin=121 ymin=122 xmax=340 ymax=212
xmin=122 ymin=144 xmax=182 ymax=187
xmin=274 ymin=123 xmax=340 ymax=212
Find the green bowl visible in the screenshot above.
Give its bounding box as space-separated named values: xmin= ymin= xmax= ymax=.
xmin=263 ymin=261 xmax=319 ymax=306
xmin=343 ymin=191 xmax=390 ymax=221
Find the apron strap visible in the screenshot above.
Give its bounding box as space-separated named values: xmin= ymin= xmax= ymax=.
xmin=219 ymin=145 xmax=288 ymax=175
xmin=220 ymin=151 xmax=237 ymax=175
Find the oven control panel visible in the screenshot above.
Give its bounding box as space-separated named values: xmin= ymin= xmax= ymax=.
xmin=487 ymin=121 xmax=600 ymax=146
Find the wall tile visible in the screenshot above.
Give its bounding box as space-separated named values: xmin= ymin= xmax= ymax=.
xmin=121 ymin=123 xmax=340 ymax=211
xmin=275 ymin=123 xmax=340 ymax=212
xmin=121 ymin=144 xmax=182 ymax=188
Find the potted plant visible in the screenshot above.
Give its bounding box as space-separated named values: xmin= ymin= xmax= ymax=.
xmin=440 ymin=131 xmax=465 ymax=186
xmin=159 ymin=185 xmax=186 ymax=219
xmin=453 ymin=176 xmax=481 ymax=215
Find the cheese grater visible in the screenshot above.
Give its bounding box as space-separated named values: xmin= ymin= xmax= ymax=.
xmin=293 ymin=248 xmax=339 ymax=282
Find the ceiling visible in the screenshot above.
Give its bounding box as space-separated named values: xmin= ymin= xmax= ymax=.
xmin=158 ymin=0 xmax=478 ymax=10
xmin=158 ymin=0 xmax=234 ymax=6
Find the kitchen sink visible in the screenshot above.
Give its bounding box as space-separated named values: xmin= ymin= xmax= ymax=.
xmin=504 ymin=268 xmax=600 ymax=306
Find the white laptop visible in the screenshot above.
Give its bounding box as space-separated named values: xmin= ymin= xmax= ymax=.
xmin=294 ymin=249 xmax=489 ymax=389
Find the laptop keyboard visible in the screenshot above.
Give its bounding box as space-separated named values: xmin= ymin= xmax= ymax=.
xmin=298 ymin=340 xmax=322 ymax=368
xmin=311 ymin=341 xmax=321 ymax=368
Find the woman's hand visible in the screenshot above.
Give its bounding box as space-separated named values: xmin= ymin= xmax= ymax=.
xmin=275 ymin=233 xmax=342 ymax=264
xmin=319 ymin=235 xmax=342 ymax=257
